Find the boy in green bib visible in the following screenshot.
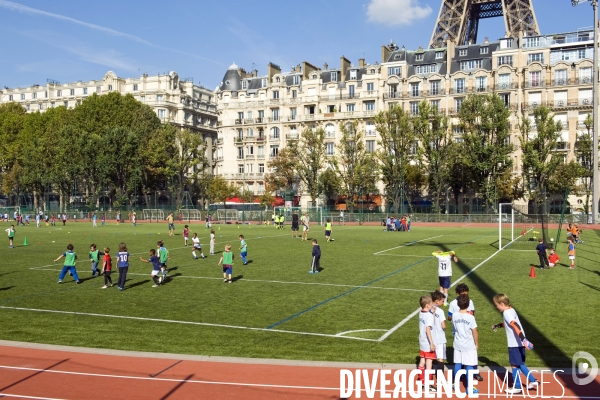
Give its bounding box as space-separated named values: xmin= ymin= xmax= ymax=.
xmin=218 ymin=244 xmax=234 ymax=283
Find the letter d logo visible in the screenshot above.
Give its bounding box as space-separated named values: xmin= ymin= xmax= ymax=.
xmin=572 ymin=351 xmax=598 ymax=386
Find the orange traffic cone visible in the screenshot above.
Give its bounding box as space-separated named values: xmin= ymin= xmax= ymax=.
xmin=529 ymin=265 xmax=537 ymax=278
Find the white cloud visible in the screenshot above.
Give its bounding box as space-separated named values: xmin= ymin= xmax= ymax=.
xmin=366 ymin=0 xmax=433 ymax=27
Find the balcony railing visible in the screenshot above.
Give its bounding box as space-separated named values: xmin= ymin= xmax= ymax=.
xmin=450 ymin=88 xmax=466 ymax=94
xmin=269 ymin=134 xmax=281 ymax=140
xmin=383 ymin=92 xmax=402 ymax=99
xmin=551 ymin=78 xmax=572 ymax=87
xmin=495 ymin=82 xmax=517 ymax=90
xmin=408 ymin=90 xmax=426 ymax=97
xmin=268 ymin=116 xmax=280 ymax=122
xmin=576 ymin=77 xmax=592 ymax=85
xmin=287 ymin=115 xmax=298 ymax=121
xmin=286 ymin=133 xmax=300 ymax=140
xmin=428 ymin=88 xmax=445 ymax=96
xmin=475 ymin=86 xmax=489 ymax=93
xmin=245 ymin=154 xmax=255 ymax=159
xmin=525 ymin=80 xmax=545 ymax=88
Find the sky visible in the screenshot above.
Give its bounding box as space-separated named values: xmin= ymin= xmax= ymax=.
xmin=0 ymin=0 xmax=596 ymax=91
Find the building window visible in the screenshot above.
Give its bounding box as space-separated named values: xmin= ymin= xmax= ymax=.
xmin=435 ymin=51 xmax=444 ymax=59
xmin=39 ymin=103 xmax=43 ymax=110
xmin=410 ymin=101 xmax=419 ymax=115
xmin=96 ymin=86 xmax=101 ymax=94
xmin=242 ymin=80 xmax=247 ymax=90
xmin=430 ymin=100 xmax=440 ymax=112
xmin=272 ymin=108 xmax=279 ymax=121
xmin=455 ymin=78 xmax=465 ymax=93
xmin=271 ymin=146 xmax=279 ymax=157
xmin=579 ymin=67 xmax=592 ymax=83
xmin=292 ymin=75 xmax=300 ymax=85
xmin=455 ymin=98 xmax=464 ymax=112
xmin=259 ymin=164 xmax=265 ymax=173
xmin=292 ymin=90 xmax=297 ymax=98
xmin=476 ymin=76 xmax=486 ymax=92
xmin=108 ymin=85 xmax=113 ymax=91
xmin=33 ymin=92 xmax=37 ymax=99
xmin=459 ymin=49 xmax=467 ymax=56
xmin=63 ymin=101 xmax=68 ymax=107
xmin=499 ymin=93 xmax=510 ymax=108
xmin=238 ymin=164 xmax=244 ymax=173
xmin=365 ymin=101 xmax=375 ymax=111
xmin=290 ymin=108 xmax=297 ymax=120
xmin=497 ymin=56 xmax=513 ymax=67
xmin=416 ymin=64 xmax=437 ymax=74
xmin=480 ymin=47 xmax=489 ymax=54
xmin=270 ymin=126 xmax=280 ymax=138
xmin=156 ymin=94 xmax=163 ymax=101
xmin=331 ymin=71 xmax=338 ymax=81
xmin=273 ymin=90 xmax=279 ymax=99
xmin=529 ymin=71 xmax=542 ymax=87
xmin=140 ymin=95 xmax=145 ymax=102
xmin=26 ymin=104 xmax=30 ymax=111
xmin=366 ymin=140 xmax=375 ymax=153
xmin=527 ymin=53 xmax=543 ymax=64
xmin=347 ymin=104 xmax=355 ymax=112
xmin=388 ymin=66 xmax=401 ymax=77
xmin=50 ymin=102 xmax=55 ymax=108
xmin=83 ymin=88 xmax=88 ymax=95
xmin=430 ymin=80 xmax=440 ymax=95
xmin=57 ymin=90 xmax=62 ymax=97
xmin=20 ymin=94 xmax=25 ymax=100
xmin=410 ymin=82 xmax=420 ymax=97
xmin=9 ymin=95 xmax=13 ymax=101
xmin=416 ymin=54 xmax=424 ymax=61
xmin=326 ymin=142 xmax=335 ymax=155
xmin=460 ymin=59 xmax=482 ymax=70
xmin=350 ymin=70 xmax=357 ymax=80
xmin=261 ymin=78 xmax=267 ymax=87
xmin=366 ymin=121 xmax=376 ymax=136
xmin=133 ymin=84 xmax=138 ymax=91
xmin=366 ymin=82 xmax=374 ymax=92
xmin=158 ymin=109 xmax=165 ymax=118
xmin=69 ymin=89 xmax=74 ymax=96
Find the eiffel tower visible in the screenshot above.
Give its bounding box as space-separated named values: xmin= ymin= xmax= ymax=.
xmin=429 ymin=0 xmax=540 ymax=48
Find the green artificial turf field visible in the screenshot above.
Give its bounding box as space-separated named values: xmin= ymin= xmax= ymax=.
xmin=1 ymin=219 xmax=598 ymax=367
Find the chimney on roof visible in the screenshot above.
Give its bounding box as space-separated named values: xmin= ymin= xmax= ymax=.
xmin=484 ymin=37 xmax=489 ymax=43
xmin=297 ymin=64 xmax=301 ymax=72
xmin=324 ymin=62 xmax=328 ymax=70
xmin=253 ymin=69 xmax=258 ymax=77
xmin=359 ymin=58 xmax=365 ymax=67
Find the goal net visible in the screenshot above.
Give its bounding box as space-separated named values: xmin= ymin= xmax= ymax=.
xmin=499 ymin=203 xmax=550 ymax=250
xmin=215 ymin=208 xmax=238 ymax=222
xmin=143 ymin=209 xmax=165 ymax=221
xmin=180 ymin=209 xmax=202 ymax=220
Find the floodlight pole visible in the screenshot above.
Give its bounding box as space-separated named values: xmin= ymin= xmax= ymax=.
xmin=573 ymin=0 xmax=599 ymax=223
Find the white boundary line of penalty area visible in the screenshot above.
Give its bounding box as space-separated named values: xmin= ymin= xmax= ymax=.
xmin=0 ymin=306 xmax=378 ymax=342
xmin=27 ymin=266 xmax=429 ymax=293
xmin=0 ymin=365 xmax=339 ymax=393
xmin=377 ymin=241 xmax=513 ymax=342
xmin=373 ymin=235 xmax=443 ymax=255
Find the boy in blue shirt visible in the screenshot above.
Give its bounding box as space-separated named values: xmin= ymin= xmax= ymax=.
xmin=239 ymin=235 xmax=248 ymax=265
xmin=116 ymin=242 xmax=130 ymax=290
xmin=140 ymin=249 xmax=163 ymax=287
xmin=54 ymin=244 xmax=80 ymax=284
xmin=310 ymin=239 xmax=321 ymax=274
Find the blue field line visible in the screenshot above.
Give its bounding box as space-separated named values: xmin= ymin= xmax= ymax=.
xmin=265 ymin=233 xmax=492 ymax=330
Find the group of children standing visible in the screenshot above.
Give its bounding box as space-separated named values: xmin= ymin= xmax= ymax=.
xmin=418 ymin=285 xmax=538 ymax=395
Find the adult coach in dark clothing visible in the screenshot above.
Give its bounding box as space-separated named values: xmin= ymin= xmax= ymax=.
xmin=291 ymin=210 xmax=300 ymax=239
xmin=535 ymin=238 xmax=549 ymax=269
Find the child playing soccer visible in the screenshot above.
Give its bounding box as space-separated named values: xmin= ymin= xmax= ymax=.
xmin=301 ymin=213 xmax=310 ymax=241
xmin=239 ymin=235 xmax=248 ymax=265
xmin=210 ymin=229 xmax=215 ymax=255
xmin=5 ymin=225 xmax=15 ymax=248
xmin=431 ymin=291 xmax=447 ymax=378
xmin=116 ymin=242 xmax=130 ymax=291
xmin=183 ymin=225 xmax=190 ymax=246
xmin=310 ymin=239 xmax=321 ymax=274
xmin=140 ymin=249 xmax=162 ymax=287
xmin=218 ymin=244 xmax=234 ymax=283
xmin=452 ymin=295 xmax=479 ymax=395
xmin=157 ymin=241 xmax=169 ymax=278
xmin=432 ymin=250 xmax=458 ymax=305
xmin=492 ymin=293 xmax=538 ymax=394
xmin=100 ymin=247 xmax=113 ymax=288
xmin=88 ymin=244 xmax=104 ymax=278
xmin=567 ymin=237 xmax=575 ymax=269
xmin=417 ymin=295 xmax=436 ymax=393
xmin=535 ymin=238 xmax=549 ymax=269
xmin=324 ymin=218 xmax=333 ymax=242
xmin=548 ymin=248 xmax=560 ymax=267
xmin=54 ymin=244 xmax=80 ymax=284
xmin=191 ymin=233 xmax=206 ymax=259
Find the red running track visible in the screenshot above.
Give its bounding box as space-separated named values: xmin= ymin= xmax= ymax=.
xmin=0 ymin=343 xmax=599 ymax=399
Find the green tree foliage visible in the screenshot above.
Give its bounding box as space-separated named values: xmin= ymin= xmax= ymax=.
xmin=575 ymin=113 xmax=593 ymax=214
xmin=519 ymin=106 xmax=563 ymax=210
xmin=265 ymin=147 xmax=298 ymax=192
xmin=413 ymin=100 xmax=452 ymax=213
xmin=0 ymin=102 xmax=27 ymax=195
xmin=458 ymin=94 xmax=513 ymax=213
xmin=319 ymin=167 xmax=341 ymax=206
xmin=207 ymin=175 xmax=240 ymax=205
xmin=334 ymin=120 xmax=379 ymax=212
xmin=404 ymin=164 xmax=426 ymax=212
xmin=374 ymin=104 xmax=415 ymax=213
xmin=289 ymin=127 xmax=326 ymax=204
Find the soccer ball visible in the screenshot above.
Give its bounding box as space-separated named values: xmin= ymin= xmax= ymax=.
xmin=550 ymin=238 xmax=554 ymax=242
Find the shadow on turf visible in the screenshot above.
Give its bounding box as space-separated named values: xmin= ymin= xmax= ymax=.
xmin=434 ymin=240 xmax=600 ymax=396
xmin=162 ymin=273 xmax=182 ymax=284
xmin=125 ymin=279 xmax=151 ymax=289
xmin=0 ymin=286 xmax=15 ymax=291
xmin=576 ymin=265 xmax=600 ymax=276
xmin=580 ymin=282 xmax=600 ymax=293
xmin=231 ymin=275 xmax=243 ymax=282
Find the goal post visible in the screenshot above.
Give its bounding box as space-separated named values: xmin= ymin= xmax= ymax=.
xmin=499 ymin=203 xmax=551 ymax=251
xmin=499 ymin=203 xmax=514 ymax=250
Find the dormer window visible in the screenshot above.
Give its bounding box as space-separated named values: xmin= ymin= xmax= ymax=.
xmin=480 ymin=47 xmax=489 ymax=54
xmin=261 ymin=78 xmax=267 ymax=87
xmin=331 ymin=71 xmax=338 ymax=81
xmin=435 ymin=51 xmax=444 ymax=59
xmin=292 ymin=75 xmax=300 ymax=85
xmin=416 ymin=54 xmax=424 ymax=61
xmin=350 ymin=70 xmax=357 ymax=80
xmin=242 ymin=80 xmax=247 ymax=89
xmin=459 ymin=49 xmax=467 ymax=56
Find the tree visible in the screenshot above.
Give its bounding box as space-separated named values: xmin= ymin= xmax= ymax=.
xmin=519 ymin=105 xmax=563 ymax=212
xmin=289 ymin=127 xmax=326 ymax=205
xmin=374 ymin=104 xmax=415 ymax=213
xmin=575 ymin=113 xmax=593 ymax=215
xmin=264 ymin=147 xmax=298 ymax=193
xmin=207 ymin=175 xmax=240 ymax=206
xmin=334 ymin=120 xmax=379 ymax=212
xmin=0 ymin=102 xmax=27 ymax=198
xmin=318 ymin=167 xmax=340 ymax=207
xmin=404 ymin=164 xmax=426 ymax=212
xmin=413 ymin=101 xmax=452 ymax=213
xmin=458 ymin=94 xmax=513 ymax=213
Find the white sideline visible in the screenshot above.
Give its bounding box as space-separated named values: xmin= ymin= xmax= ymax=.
xmin=373 ymin=235 xmax=443 ymax=255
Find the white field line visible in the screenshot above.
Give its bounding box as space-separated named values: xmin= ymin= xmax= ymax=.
xmin=0 ymin=394 xmax=66 ymax=400
xmin=335 ymin=329 xmax=387 ymax=337
xmin=0 ymin=367 xmax=596 ymax=400
xmin=0 ymin=365 xmax=338 ymax=392
xmin=376 ymin=254 xmax=486 ymax=260
xmin=27 ymin=266 xmax=430 ymax=292
xmin=377 ymin=234 xmax=522 ymax=342
xmin=0 ymin=306 xmax=377 ymax=342
xmin=373 ymin=235 xmax=443 ymax=255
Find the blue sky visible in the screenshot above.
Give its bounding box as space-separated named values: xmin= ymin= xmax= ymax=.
xmin=0 ymin=0 xmax=595 ymax=91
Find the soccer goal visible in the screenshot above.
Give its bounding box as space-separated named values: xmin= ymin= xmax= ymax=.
xmin=215 ymin=208 xmax=238 ymax=223
xmin=180 ymin=209 xmax=202 ymax=221
xmin=143 ymin=209 xmax=165 ymax=222
xmin=499 ymin=203 xmax=551 ymax=250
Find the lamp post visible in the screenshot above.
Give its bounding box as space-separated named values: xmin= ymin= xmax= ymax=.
xmin=572 ymin=0 xmax=599 ymax=223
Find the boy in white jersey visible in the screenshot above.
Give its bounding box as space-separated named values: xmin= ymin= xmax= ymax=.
xmin=451 ymin=295 xmax=479 ymax=395
xmin=492 ymin=293 xmax=538 ymax=394
xmin=432 ymin=250 xmax=458 ymax=305
xmin=417 ymin=295 xmax=437 ymax=393
xmin=448 ymin=283 xmax=481 ymax=382
xmin=431 ymin=291 xmax=447 ymax=377
xmin=191 ymin=233 xmax=206 ymax=259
